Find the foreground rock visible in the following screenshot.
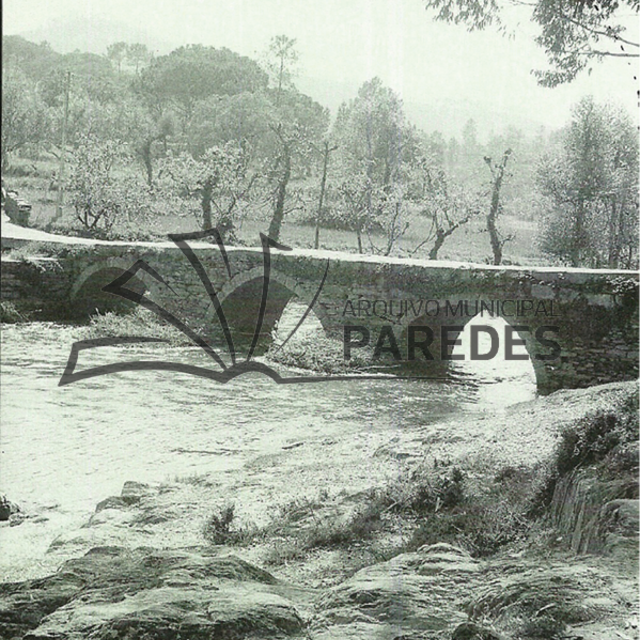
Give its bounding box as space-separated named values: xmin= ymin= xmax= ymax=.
xmin=312 ymin=543 xmax=479 ymax=639
xmin=468 ymin=560 xmax=636 ymax=640
xmin=1 ymin=382 xmax=637 ymax=639
xmin=0 ymin=496 xmax=19 ymax=522
xmin=551 ymin=455 xmax=639 ymax=557
xmin=0 ymin=546 xmax=308 ymax=639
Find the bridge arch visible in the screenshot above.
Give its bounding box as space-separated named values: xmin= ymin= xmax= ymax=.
xmin=448 ymin=313 xmax=540 ymax=397
xmin=70 ymin=259 xmax=152 ymax=319
xmin=214 ymin=267 xmax=332 ymax=355
xmin=401 ymin=307 xmax=554 ymax=391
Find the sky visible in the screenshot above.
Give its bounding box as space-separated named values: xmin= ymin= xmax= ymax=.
xmin=3 ymin=0 xmax=639 ymax=139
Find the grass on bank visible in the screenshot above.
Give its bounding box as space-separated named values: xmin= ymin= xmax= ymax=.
xmin=83 ymin=308 xmax=191 ymax=345
xmin=200 ymin=459 xmax=540 ymax=559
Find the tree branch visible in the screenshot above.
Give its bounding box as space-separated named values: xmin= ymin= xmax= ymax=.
xmin=578 ymin=50 xmax=639 ymax=57
xmin=559 ymin=11 xmax=639 ymax=48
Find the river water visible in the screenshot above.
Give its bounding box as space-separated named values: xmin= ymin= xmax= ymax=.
xmin=0 ymin=317 xmax=535 ymax=579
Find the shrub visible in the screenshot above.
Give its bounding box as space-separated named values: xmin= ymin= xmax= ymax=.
xmin=302 ymin=503 xmax=384 ymax=550
xmin=375 ymin=464 xmax=466 ymax=516
xmin=202 ymin=504 xmax=258 ymax=546
xmin=532 ymin=391 xmax=639 ymax=512
xmin=399 ymin=463 xmax=537 ymax=557
xmin=203 ymin=504 xmax=236 ymax=545
xmin=0 ymin=301 xmax=28 ymax=323
xmin=83 ymin=308 xmax=189 ymax=345
xmin=555 ymin=408 xmax=638 ymax=476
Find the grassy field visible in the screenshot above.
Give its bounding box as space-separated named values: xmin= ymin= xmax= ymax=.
xmin=5 ymin=154 xmax=547 ymax=266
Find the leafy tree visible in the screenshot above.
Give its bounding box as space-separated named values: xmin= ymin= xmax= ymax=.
xmin=42 ymin=52 xmax=120 ymax=107
xmin=423 ymin=0 xmax=639 ymax=85
xmin=274 ymin=89 xmax=329 ymax=144
xmin=445 ymin=136 xmax=460 ymax=174
xmin=450 ymin=117 xmax=486 ymax=185
xmin=2 ymin=36 xmax=60 ymax=81
xmin=46 ymin=83 xmax=134 ymax=151
xmin=1 ymin=66 xmax=49 ymax=169
xmin=106 ymin=42 xmax=128 ymax=74
xmin=424 ymin=130 xmax=447 ymax=166
xmin=187 ymin=91 xmax=276 ymax=158
xmin=334 ymin=78 xmax=415 ymax=189
xmin=272 ymin=88 xmax=330 ymax=176
xmin=135 ymin=45 xmax=269 ymax=126
xmin=462 ymin=118 xmax=479 ymax=151
xmin=331 ymin=78 xmax=421 ymax=252
xmin=409 ymin=158 xmax=481 ymax=260
xmin=160 ymin=143 xmax=263 ymax=241
xmin=265 ymin=35 xmax=299 ymax=105
xmin=537 ymin=97 xmax=639 ymax=268
xmin=126 ymin=43 xmax=153 ymax=74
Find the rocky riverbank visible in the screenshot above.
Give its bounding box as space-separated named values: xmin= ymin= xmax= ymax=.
xmin=1 ymin=381 xmax=638 ymax=639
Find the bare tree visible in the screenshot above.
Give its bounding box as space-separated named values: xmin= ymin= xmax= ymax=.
xmin=409 ymin=162 xmax=480 ymax=260
xmin=484 ymin=149 xmax=513 ymax=265
xmin=267 ymin=124 xmax=293 ymax=242
xmin=312 ymin=140 xmax=338 ymax=249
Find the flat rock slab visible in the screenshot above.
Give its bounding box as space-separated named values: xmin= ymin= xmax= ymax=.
xmin=312 ymin=543 xmax=479 ymax=639
xmin=0 ymin=546 xmax=306 ymax=639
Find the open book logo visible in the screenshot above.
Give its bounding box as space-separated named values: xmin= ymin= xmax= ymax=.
xmin=59 ymin=229 xmax=398 ymax=387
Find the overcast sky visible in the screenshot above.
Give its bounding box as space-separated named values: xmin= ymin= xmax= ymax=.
xmin=4 ymin=0 xmax=638 ymax=138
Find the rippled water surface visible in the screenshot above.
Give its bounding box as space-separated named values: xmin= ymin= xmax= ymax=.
xmin=1 ymin=319 xmax=536 ymax=576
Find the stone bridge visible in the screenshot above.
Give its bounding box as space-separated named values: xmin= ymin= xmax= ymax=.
xmin=1 ymin=227 xmax=638 ymax=392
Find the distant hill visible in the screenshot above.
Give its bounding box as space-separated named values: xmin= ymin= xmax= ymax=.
xmin=17 ymin=14 xmax=175 ymax=57
xmin=7 ymin=22 xmax=547 ymax=141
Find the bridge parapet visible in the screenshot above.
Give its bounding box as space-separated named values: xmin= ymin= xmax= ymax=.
xmin=1 ymin=236 xmax=637 ymax=392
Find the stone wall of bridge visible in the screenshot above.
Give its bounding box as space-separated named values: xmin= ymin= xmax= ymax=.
xmin=1 ymin=238 xmax=638 ymax=392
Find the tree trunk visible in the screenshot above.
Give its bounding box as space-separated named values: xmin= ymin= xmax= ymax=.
xmin=141 ymin=138 xmax=154 ymax=188
xmin=218 ymin=199 xmax=238 ymax=244
xmin=268 ymin=141 xmax=291 ymax=242
xmin=607 ymin=198 xmax=620 ymax=268
xmin=429 ymin=230 xmax=446 ymax=260
xmin=485 ymin=149 xmax=511 ymax=266
xmin=356 ymin=222 xmax=363 ymax=254
xmin=314 ymin=142 xmax=336 ymax=250
xmin=571 ymin=202 xmax=585 ymax=267
xmin=201 ymin=178 xmax=213 ymax=231
xmin=218 ymin=215 xmax=236 ymax=244
xmin=276 ymin=57 xmax=284 ymax=107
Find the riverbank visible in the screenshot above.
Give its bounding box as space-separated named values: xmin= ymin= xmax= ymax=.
xmin=1 ymin=380 xmax=637 ymax=639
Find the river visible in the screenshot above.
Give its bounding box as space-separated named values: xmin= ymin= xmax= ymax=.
xmin=0 ymin=316 xmax=536 ymax=579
